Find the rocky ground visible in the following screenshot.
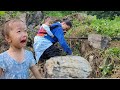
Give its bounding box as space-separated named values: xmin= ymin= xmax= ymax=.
xmin=29 ymin=40 xmax=120 ymax=79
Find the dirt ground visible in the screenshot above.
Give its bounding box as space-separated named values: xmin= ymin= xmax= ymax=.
xmin=30 ymin=40 xmax=120 ymax=79
xmin=109 ymin=41 xmax=120 ymax=48
xmin=82 ymin=40 xmax=120 ymax=78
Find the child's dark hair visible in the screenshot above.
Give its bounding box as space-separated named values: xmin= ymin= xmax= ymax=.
xmin=62 ymin=19 xmax=72 ymax=28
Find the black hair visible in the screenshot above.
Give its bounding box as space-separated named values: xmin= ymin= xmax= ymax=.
xmin=62 ymin=19 xmax=72 ymax=28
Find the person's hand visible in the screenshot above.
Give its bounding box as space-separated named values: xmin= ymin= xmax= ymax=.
xmin=67 ymin=53 xmax=73 ymax=56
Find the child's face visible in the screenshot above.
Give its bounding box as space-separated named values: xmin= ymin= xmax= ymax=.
xmin=45 ymin=18 xmax=53 ymax=26
xmin=48 ymin=21 xmax=52 ymax=26
xmin=6 ymin=21 xmax=28 ymax=49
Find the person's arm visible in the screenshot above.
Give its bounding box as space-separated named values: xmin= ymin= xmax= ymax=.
xmin=54 ymin=28 xmax=72 ymax=55
xmin=30 ymin=65 xmax=42 ymax=79
xmin=43 ymin=25 xmax=54 ymax=38
xmin=0 ymin=68 xmax=3 ymax=77
xmin=0 ymin=55 xmax=5 ymax=78
xmin=28 ymin=51 xmax=42 ymax=79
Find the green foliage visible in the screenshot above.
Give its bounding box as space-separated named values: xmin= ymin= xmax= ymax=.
xmin=100 ymin=62 xmax=113 ymax=77
xmin=99 ymin=47 xmax=120 ymax=77
xmin=90 ymin=16 xmax=120 ymax=37
xmin=0 ymin=11 xmax=22 ymax=18
xmin=87 ymin=11 xmax=120 ymax=19
xmin=71 ymin=41 xmax=81 ymax=56
xmin=10 ymin=11 xmax=21 ymax=18
xmin=43 ymin=11 xmax=65 ymax=18
xmin=105 ymin=47 xmax=120 ymax=58
xmin=65 ymin=13 xmax=96 ymax=38
xmin=43 ymin=11 xmax=76 ymax=18
xmin=0 ymin=11 xmax=6 ymax=17
xmin=0 ymin=11 xmax=22 ymax=23
xmin=99 ymin=55 xmax=113 ymax=77
xmin=65 ymin=12 xmax=120 ymax=38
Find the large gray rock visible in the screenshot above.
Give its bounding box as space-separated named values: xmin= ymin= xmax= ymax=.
xmin=44 ymin=56 xmax=92 ymax=78
xmin=88 ymin=34 xmax=111 ymax=49
xmin=26 ymin=11 xmax=43 ymax=27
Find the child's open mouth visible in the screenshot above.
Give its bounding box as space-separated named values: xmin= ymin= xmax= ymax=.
xmin=20 ymin=39 xmax=27 ymax=43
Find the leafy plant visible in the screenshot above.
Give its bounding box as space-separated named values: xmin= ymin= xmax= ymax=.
xmin=90 ymin=17 xmax=120 ymax=37
xmin=99 ymin=47 xmax=120 ymax=77
xmin=43 ymin=11 xmax=77 ymax=18
xmin=105 ymin=47 xmax=120 ymax=58
xmin=100 ymin=62 xmax=113 ymax=77
xmin=0 ymin=11 xmax=5 ymax=16
xmin=87 ymin=11 xmax=120 ymax=19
